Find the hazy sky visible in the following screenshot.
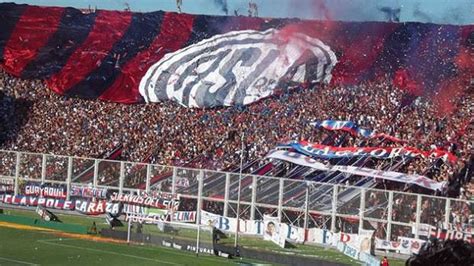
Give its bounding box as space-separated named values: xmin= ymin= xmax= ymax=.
xmin=2 ymin=0 xmax=473 ymax=25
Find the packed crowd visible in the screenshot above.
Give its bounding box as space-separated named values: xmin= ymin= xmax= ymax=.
xmin=0 ymin=68 xmax=473 ymax=198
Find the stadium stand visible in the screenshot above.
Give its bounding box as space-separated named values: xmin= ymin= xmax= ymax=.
xmin=1 ymin=68 xmax=472 ymax=198
xmin=0 ymin=4 xmax=473 ymax=261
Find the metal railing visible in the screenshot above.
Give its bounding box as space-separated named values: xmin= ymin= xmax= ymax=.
xmin=0 ymin=149 xmax=472 ymax=242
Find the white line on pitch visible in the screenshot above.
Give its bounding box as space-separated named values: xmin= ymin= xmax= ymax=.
xmin=37 ymin=240 xmax=182 ymax=265
xmin=35 ymin=238 xmax=76 ymax=242
xmin=40 ymin=238 xmax=225 ymax=264
xmin=0 ymin=256 xmax=39 ymax=266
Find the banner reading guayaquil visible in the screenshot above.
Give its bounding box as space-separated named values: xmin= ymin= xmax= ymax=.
xmin=287 ymin=141 xmax=457 ymax=163
xmin=267 ymin=150 xmax=446 ymax=191
xmin=24 ymin=182 xmax=67 ymax=199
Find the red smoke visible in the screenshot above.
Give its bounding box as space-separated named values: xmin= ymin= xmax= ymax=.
xmin=271 ymin=0 xmax=338 ymax=51
xmin=432 ymin=78 xmax=465 ymax=115
xmin=393 ymin=69 xmax=423 ymax=96
xmin=275 ymin=0 xmax=336 ymax=43
xmin=455 ymin=47 xmax=474 ymax=75
xmin=271 ymin=24 xmax=341 ymax=89
xmin=273 ymin=1 xmax=473 ymax=111
xmin=431 ymin=37 xmax=473 ymax=115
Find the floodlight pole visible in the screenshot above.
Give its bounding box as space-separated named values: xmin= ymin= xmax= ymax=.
xmin=234 ymin=131 xmax=245 ymax=247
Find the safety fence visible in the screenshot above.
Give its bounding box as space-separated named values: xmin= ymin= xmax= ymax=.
xmin=0 ymin=149 xmax=472 ymax=256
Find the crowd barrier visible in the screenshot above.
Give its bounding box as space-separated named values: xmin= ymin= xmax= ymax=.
xmin=0 ymin=149 xmax=473 ymax=260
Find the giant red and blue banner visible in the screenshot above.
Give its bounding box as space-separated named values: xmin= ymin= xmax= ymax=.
xmin=0 ymin=3 xmax=472 ymax=107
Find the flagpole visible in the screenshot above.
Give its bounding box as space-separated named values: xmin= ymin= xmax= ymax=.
xmin=234 ymin=131 xmax=245 ymax=248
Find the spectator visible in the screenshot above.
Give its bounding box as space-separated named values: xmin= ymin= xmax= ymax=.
xmin=0 ymin=68 xmax=472 ymax=196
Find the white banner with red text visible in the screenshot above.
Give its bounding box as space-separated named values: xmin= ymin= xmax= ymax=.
xmin=287 ymin=141 xmax=457 ymax=163
xmin=267 ymin=150 xmax=446 ymax=191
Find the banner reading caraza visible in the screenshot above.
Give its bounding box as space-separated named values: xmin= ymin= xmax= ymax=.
xmin=74 ymin=199 xmax=122 ymax=215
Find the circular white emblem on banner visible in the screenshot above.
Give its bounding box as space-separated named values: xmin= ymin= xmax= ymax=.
xmin=139 ymin=29 xmax=337 ymax=108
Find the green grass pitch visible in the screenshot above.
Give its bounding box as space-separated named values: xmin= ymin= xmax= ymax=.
xmin=0 ymin=209 xmax=407 ymax=266
xmin=0 ymin=226 xmax=264 ymax=266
